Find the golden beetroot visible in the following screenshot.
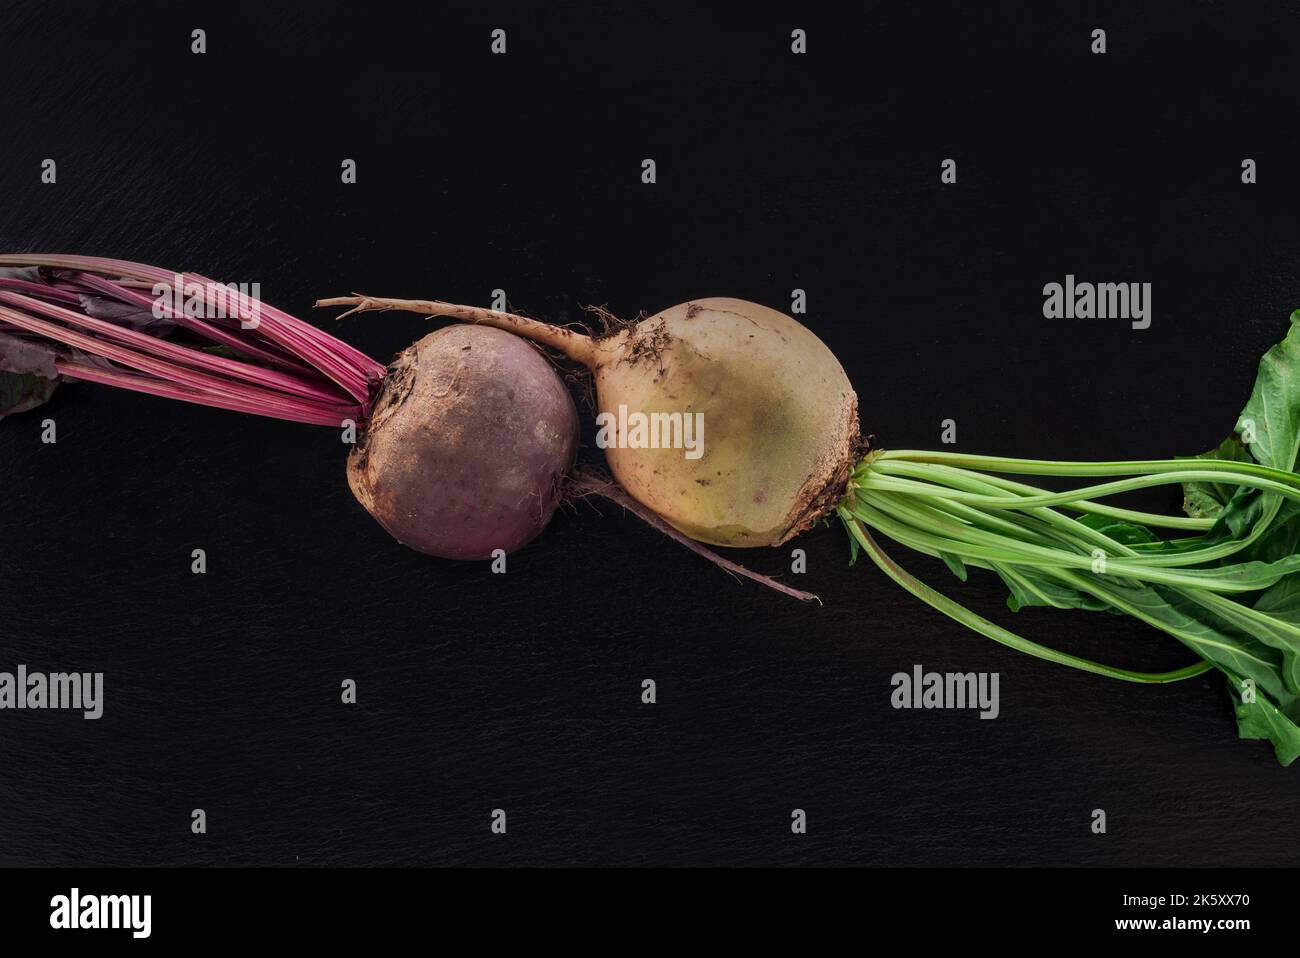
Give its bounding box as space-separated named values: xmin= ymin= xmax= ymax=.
xmin=589 ymin=298 xmax=858 ymax=546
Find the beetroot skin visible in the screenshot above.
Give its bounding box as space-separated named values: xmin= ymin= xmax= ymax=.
xmin=347 ymin=325 xmax=578 ymax=560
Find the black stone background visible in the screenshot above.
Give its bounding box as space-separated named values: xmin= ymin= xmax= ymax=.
xmin=1 ymin=0 xmax=1299 ymax=866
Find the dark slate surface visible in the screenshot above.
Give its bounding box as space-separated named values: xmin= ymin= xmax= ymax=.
xmin=1 ymin=0 xmax=1299 ymax=866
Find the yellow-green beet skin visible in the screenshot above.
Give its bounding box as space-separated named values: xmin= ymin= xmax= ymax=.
xmin=590 ymin=298 xmax=860 ymax=547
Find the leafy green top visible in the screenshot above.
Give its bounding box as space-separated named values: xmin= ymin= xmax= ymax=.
xmin=841 ymin=310 xmax=1300 ymax=764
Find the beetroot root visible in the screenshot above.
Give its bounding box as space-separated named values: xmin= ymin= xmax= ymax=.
xmin=318 ymin=294 xmax=860 ymax=548
xmin=348 ymin=325 xmax=578 ymax=560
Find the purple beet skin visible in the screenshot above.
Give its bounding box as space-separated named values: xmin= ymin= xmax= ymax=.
xmin=347 ymin=324 xmax=579 ymax=560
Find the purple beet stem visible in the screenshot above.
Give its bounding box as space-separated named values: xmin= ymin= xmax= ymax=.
xmin=0 ymin=255 xmax=383 ymax=426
